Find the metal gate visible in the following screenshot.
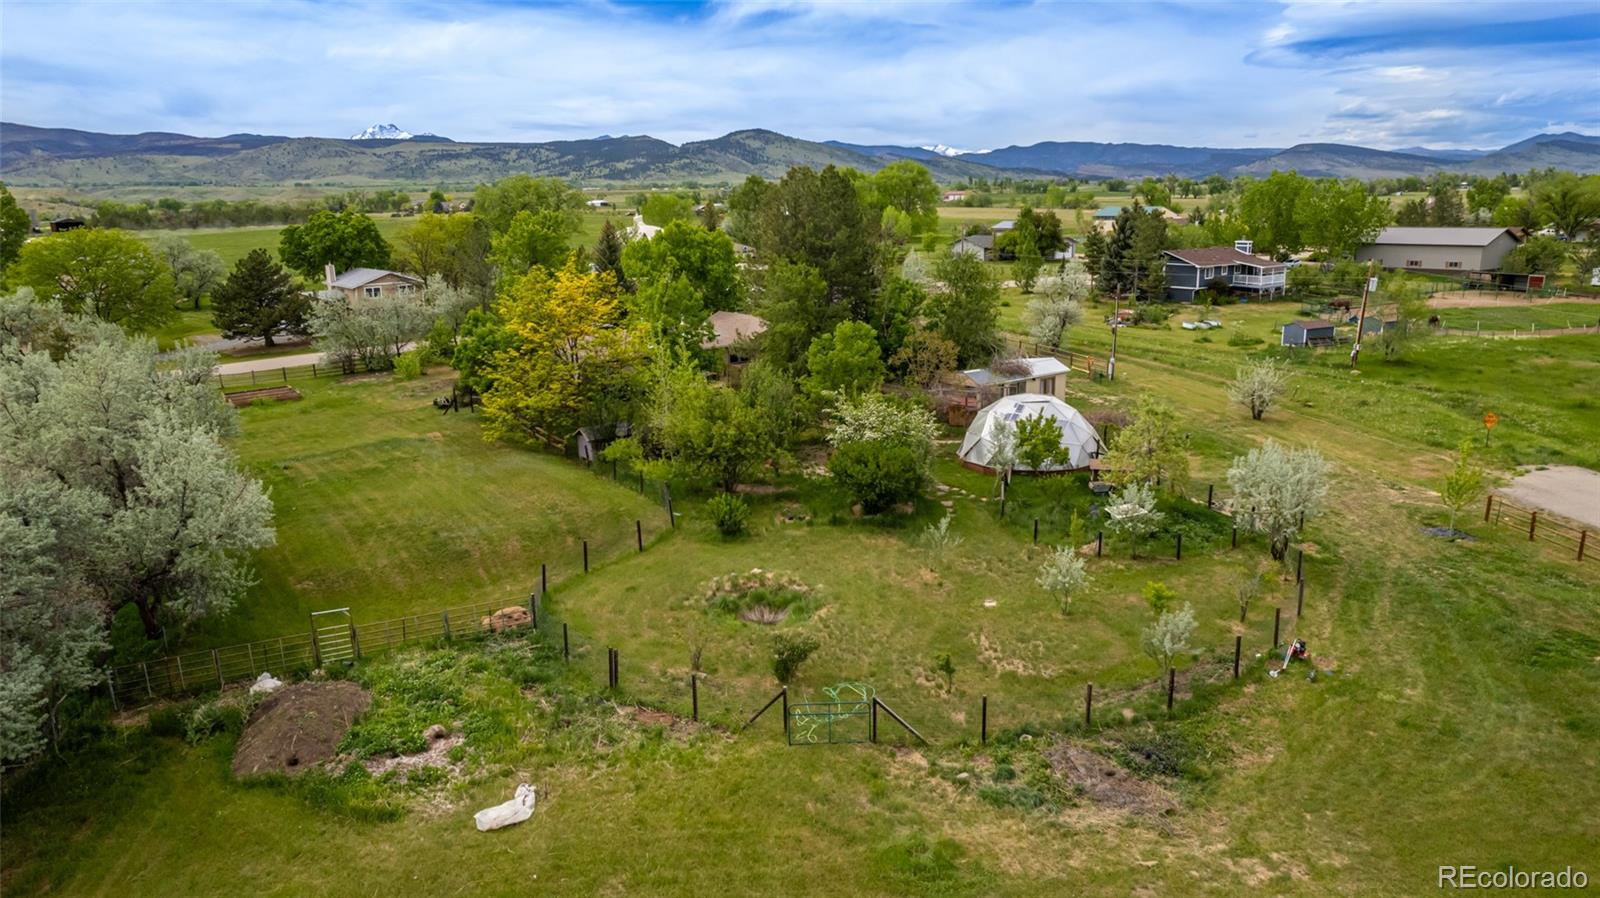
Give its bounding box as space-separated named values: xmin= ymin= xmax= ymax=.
xmin=310 ymin=608 xmax=357 ymax=667
xmin=787 ymin=683 xmax=874 ymax=745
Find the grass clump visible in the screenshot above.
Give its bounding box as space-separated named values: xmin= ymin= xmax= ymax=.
xmin=702 ymin=569 xmax=815 ymax=624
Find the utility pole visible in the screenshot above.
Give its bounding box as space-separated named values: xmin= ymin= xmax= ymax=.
xmin=1349 ymin=261 xmax=1377 ymax=368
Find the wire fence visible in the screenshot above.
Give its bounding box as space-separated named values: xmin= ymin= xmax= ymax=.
xmin=211 ymin=355 xmax=384 ymax=392
xmin=1484 ymin=494 xmax=1595 ymax=565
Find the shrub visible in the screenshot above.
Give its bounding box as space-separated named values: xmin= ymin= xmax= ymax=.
xmin=147 ymin=704 xmax=189 ymax=738
xmin=1228 ymin=329 xmax=1263 ymax=348
xmin=706 ymin=493 xmax=751 ymax=537
xmin=392 ymin=349 xmax=424 ymax=380
xmin=1142 ymin=581 xmax=1177 ymax=615
xmin=772 ymin=632 xmax=821 ymax=684
xmin=828 ymin=440 xmax=924 ymax=514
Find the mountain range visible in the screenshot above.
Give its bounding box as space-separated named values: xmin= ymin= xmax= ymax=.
xmin=2 ymin=123 xmax=1596 ymax=188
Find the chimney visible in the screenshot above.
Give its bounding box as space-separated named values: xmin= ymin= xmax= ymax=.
xmin=324 ymin=263 xmax=337 ymax=291
xmin=1234 ymin=239 xmax=1254 ymax=255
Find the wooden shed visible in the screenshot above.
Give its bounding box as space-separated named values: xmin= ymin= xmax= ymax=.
xmin=1281 ymin=320 xmax=1336 ymax=347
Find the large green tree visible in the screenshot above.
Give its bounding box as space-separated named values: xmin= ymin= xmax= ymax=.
xmin=622 ymin=220 xmax=742 ymax=311
xmin=750 ymin=165 xmax=880 ymax=320
xmin=489 ymin=209 xmax=576 ymax=275
xmin=1237 ymin=171 xmax=1311 ymax=259
xmin=1301 ymin=179 xmax=1391 ymax=259
xmin=12 ymin=228 xmax=176 ymax=331
xmin=152 ymin=235 xmax=226 ymax=311
xmin=211 ymin=248 xmax=308 ymax=346
xmin=755 ymin=259 xmax=835 ymax=372
xmin=927 ymin=253 xmax=1001 ymax=367
xmin=804 ymin=320 xmax=884 ymax=398
xmin=399 ymin=212 xmax=493 ymax=298
xmin=1534 ymin=173 xmax=1600 ymax=241
xmin=473 ymin=175 xmax=584 ymax=235
xmin=0 ymin=182 xmax=30 ymax=273
xmin=279 ymin=209 xmax=391 ymax=280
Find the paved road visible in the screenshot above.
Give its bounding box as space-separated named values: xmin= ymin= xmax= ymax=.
xmin=214 ymin=351 xmax=328 ymax=376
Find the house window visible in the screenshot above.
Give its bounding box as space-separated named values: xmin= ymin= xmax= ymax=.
xmin=1004 ymin=381 xmax=1025 ymax=396
xmin=396 ymin=284 xmax=414 ymax=294
xmin=1405 ymin=260 xmax=1422 ymax=268
xmin=364 ymin=286 xmax=382 ymax=298
xmin=1445 ymin=261 xmax=1462 ymax=269
xmin=1037 ymin=376 xmax=1056 ymax=395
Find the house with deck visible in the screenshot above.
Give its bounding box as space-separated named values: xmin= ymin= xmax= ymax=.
xmin=1162 ymin=241 xmax=1286 ymax=301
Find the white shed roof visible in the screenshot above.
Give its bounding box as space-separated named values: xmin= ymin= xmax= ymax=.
xmin=962 ymin=356 xmax=1069 ymax=386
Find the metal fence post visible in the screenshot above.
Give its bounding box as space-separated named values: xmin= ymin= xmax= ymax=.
xmin=1484 ymin=494 xmax=1493 ymax=522
xmin=1207 ymin=484 xmax=1214 ymax=508
xmin=583 ymin=540 xmax=589 ymax=573
xmin=1032 ymin=519 xmax=1039 ymax=545
xmin=1166 ymin=667 xmax=1176 ymax=713
xmin=442 ymin=611 xmax=451 ymax=640
xmin=981 ymin=695 xmax=988 ymax=744
xmin=1175 ymin=533 xmax=1182 ymax=560
xmin=562 ymin=623 xmax=569 ymax=661
xmin=1296 ymin=549 xmax=1304 ymax=582
xmin=142 ymin=661 xmax=153 ymax=698
xmin=691 ymin=675 xmax=699 ymax=722
xmin=350 ymin=623 xmax=361 ymax=661
xmin=1297 ymin=580 xmax=1305 ymax=616
xmin=541 ymin=563 xmax=547 ymax=595
xmin=781 ymin=687 xmax=789 ymax=740
xmin=1272 ymin=607 xmax=1281 ymax=649
xmin=528 ymin=593 xmax=538 ymax=630
xmin=1096 ymin=532 xmax=1103 ymax=557
xmin=1233 ymin=636 xmax=1242 ymax=679
xmin=636 ymin=520 xmax=643 ymax=552
xmin=1084 ymin=683 xmax=1093 ymax=729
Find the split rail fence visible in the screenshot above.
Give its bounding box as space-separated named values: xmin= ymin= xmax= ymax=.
xmin=1484 ymin=494 xmax=1595 ymax=565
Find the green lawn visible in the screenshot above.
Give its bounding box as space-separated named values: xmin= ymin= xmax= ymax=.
xmin=4 ymin=297 xmax=1598 ymax=897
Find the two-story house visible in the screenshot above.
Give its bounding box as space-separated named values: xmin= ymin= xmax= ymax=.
xmin=1162 ymin=240 xmax=1286 ymax=301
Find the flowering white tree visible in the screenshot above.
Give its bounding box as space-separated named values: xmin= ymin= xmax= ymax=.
xmin=1105 ymin=482 xmax=1165 ymax=558
xmin=1226 ymin=440 xmax=1331 ymax=561
xmin=0 ymin=292 xmax=275 ymax=760
xmin=1141 ymin=602 xmax=1197 ymax=675
xmin=987 ymin=416 xmax=1017 ymax=495
xmin=1026 ymin=260 xmax=1091 ymax=349
xmin=1226 ymin=358 xmax=1291 ymax=421
xmin=1038 ymin=545 xmax=1091 ymax=612
xmin=900 ymin=250 xmax=935 ymax=288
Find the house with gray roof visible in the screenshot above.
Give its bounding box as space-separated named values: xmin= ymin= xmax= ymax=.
xmin=1162 ymin=241 xmax=1286 ymax=301
xmin=951 ymin=233 xmax=994 ymax=260
xmin=322 ymin=264 xmax=423 ymax=300
xmin=962 ymin=356 xmax=1069 ymax=399
xmin=1355 ymin=227 xmax=1523 ymax=274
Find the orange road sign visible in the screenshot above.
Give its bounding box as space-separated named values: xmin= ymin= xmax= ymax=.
xmin=1484 ymin=412 xmax=1499 ymax=429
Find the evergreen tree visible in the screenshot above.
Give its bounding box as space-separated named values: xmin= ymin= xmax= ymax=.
xmin=212 ymin=249 xmax=308 ymax=346
xmin=593 ymin=219 xmax=627 ymax=287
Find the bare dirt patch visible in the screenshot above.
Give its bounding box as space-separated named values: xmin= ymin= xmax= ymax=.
xmin=1499 ymin=465 xmax=1600 ymax=530
xmin=362 ymin=725 xmax=464 ymax=779
xmin=1427 ymin=291 xmax=1600 ymax=309
xmin=1045 ymin=743 xmax=1176 ymax=816
xmin=232 ymin=680 xmax=371 ymax=778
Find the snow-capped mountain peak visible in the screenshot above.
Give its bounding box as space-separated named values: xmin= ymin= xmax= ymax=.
xmin=350 ymin=124 xmax=413 ymax=140
xmin=920 ymin=144 xmax=991 ymax=157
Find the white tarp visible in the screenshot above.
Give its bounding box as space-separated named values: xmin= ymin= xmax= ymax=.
xmin=474 ymin=783 xmax=536 ymax=832
xmin=958 ymin=393 xmax=1103 ymax=472
xmin=248 ymin=672 xmax=283 ymax=695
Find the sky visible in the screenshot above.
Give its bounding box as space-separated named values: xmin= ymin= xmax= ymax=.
xmin=2 ymin=0 xmax=1597 ymax=150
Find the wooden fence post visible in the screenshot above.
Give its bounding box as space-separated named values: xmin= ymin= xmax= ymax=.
xmin=981 ymin=695 xmax=988 ymax=744
xmin=636 ymin=520 xmax=644 ymax=552
xmin=1233 ymin=636 xmax=1242 ymax=679
xmin=1580 ymin=530 xmax=1588 ymax=561
xmin=1084 ymin=683 xmax=1093 ymax=729
xmin=1529 ymin=511 xmax=1538 ymax=541
xmin=1166 ymin=667 xmax=1176 ymax=713
xmin=442 ymin=611 xmax=451 ymax=640
xmin=1484 ymin=494 xmax=1493 ymax=522
xmin=528 ymin=593 xmax=538 ymax=629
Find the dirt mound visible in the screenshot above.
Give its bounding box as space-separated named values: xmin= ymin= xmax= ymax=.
xmin=482 ymin=605 xmax=531 ymax=632
xmin=232 ymin=681 xmax=371 ymax=778
xmin=1045 ymin=743 xmax=1176 ymax=816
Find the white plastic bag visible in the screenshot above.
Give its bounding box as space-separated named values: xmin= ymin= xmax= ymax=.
xmin=474 ymin=783 xmax=536 ymax=832
xmin=249 ymin=672 xmax=284 ymax=695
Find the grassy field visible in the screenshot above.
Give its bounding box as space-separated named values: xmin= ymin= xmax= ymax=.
xmin=1432 ymin=301 xmax=1600 ymax=331
xmin=4 ymin=293 xmax=1598 ymax=896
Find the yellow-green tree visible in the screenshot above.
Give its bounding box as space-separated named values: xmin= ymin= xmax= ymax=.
xmin=481 ymin=262 xmax=645 ymax=445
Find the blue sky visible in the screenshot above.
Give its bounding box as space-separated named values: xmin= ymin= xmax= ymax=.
xmin=2 ymin=0 xmax=1596 ymax=149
